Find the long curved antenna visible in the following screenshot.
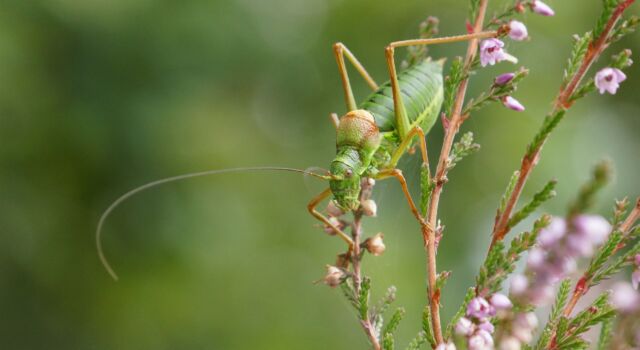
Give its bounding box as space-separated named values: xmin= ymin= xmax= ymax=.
xmin=96 ymin=166 xmax=330 ymax=281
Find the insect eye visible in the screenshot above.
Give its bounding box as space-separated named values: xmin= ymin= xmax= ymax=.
xmin=345 ymin=169 xmax=353 ymax=177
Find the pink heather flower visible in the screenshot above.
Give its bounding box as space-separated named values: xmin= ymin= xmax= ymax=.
xmin=566 ymin=234 xmax=595 ymax=257
xmin=538 ymin=217 xmax=566 ymax=247
xmin=510 ymin=274 xmax=529 ymax=295
xmin=436 ymin=343 xmax=457 ymax=350
xmin=502 ymin=96 xmax=525 ymax=111
xmin=467 ymin=297 xmax=495 ymax=319
xmin=595 ymin=67 xmax=627 ymax=94
xmin=527 ymin=248 xmax=545 ymax=269
xmin=495 ymin=72 xmax=516 ymax=85
xmin=499 ymin=336 xmax=522 ymax=350
xmin=468 ymin=330 xmax=494 ymax=350
xmin=490 ymin=293 xmax=513 ymax=310
xmin=632 ymin=270 xmax=640 ymax=290
xmin=478 ymin=320 xmax=495 ymax=334
xmin=611 ymin=282 xmax=640 ymax=312
xmin=480 ymin=39 xmax=518 ymax=67
xmin=456 ymin=317 xmax=475 ymax=336
xmin=508 ymin=20 xmax=528 ymax=41
xmin=531 ymin=1 xmax=555 ymax=16
xmin=573 ymin=215 xmax=611 ymax=245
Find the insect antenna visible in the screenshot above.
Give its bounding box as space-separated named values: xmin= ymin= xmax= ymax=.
xmin=96 ymin=166 xmax=331 ymax=281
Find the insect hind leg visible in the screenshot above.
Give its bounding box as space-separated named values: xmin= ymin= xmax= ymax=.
xmin=333 ymin=42 xmax=379 ymax=112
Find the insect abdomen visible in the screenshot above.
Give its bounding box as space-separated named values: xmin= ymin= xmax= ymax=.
xmin=359 ymin=60 xmax=444 ymax=133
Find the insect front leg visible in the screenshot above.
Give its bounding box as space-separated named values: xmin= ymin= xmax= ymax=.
xmin=307 ymin=187 xmax=355 ymax=250
xmin=374 ymin=168 xmax=432 ymax=233
xmin=333 ymin=42 xmax=379 ymax=111
xmin=384 ymin=31 xmax=498 ymax=140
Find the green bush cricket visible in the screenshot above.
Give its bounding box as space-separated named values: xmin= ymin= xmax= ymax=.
xmin=96 ymin=29 xmax=498 ymax=280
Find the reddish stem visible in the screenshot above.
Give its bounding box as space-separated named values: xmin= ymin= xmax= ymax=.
xmin=490 ymin=0 xmax=636 ymax=248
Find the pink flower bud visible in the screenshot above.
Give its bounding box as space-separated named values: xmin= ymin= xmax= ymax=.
xmin=480 ymin=39 xmax=518 ymax=67
xmin=455 ymin=317 xmax=475 ymax=336
xmin=494 ymin=73 xmax=516 ymax=85
xmin=479 ymin=320 xmax=495 ymax=334
xmin=527 ymin=248 xmax=545 ymax=269
xmin=573 ymin=215 xmax=611 ymax=245
xmin=364 ymin=233 xmax=386 ymax=256
xmin=595 ymin=67 xmax=627 ymax=94
xmin=499 ymin=336 xmax=522 ymax=350
xmin=323 ymin=265 xmax=345 ymax=287
xmin=531 ymin=1 xmax=555 ymax=16
xmin=537 ymin=217 xmax=566 ymax=247
xmin=611 ymin=282 xmax=640 ymax=312
xmin=436 ymin=343 xmax=457 ymax=350
xmin=510 ymin=274 xmax=529 ymax=295
xmin=467 ymin=297 xmax=495 ymax=319
xmin=490 ymin=293 xmax=513 ymax=310
xmin=502 ymin=96 xmax=525 ymax=111
xmin=508 ymin=20 xmax=528 ymax=41
xmin=468 ymin=330 xmax=494 ymax=350
xmin=361 ymin=199 xmax=377 ymax=217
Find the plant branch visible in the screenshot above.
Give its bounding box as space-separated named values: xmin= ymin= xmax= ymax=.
xmin=352 ymin=181 xmax=381 ymax=350
xmin=423 ymin=0 xmax=490 ymax=345
xmin=490 ymin=0 xmax=636 ymax=248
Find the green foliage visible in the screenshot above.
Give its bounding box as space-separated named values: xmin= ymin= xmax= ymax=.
xmin=543 ymin=293 xmax=616 ymax=350
xmin=469 ymin=0 xmax=481 ymax=21
xmin=448 ymin=132 xmax=480 ymax=171
xmin=499 ymin=171 xmax=521 ymax=216
xmin=526 ymin=110 xmax=566 ymax=157
xmin=359 ymin=277 xmax=372 ymax=321
xmin=444 ymin=288 xmax=475 ymax=339
xmin=610 ymin=15 xmax=640 ymax=42
xmin=382 ymin=307 xmax=406 ymax=348
xmin=476 ymin=217 xmax=544 ymax=293
xmin=405 ymin=332 xmax=427 ymax=350
xmin=591 ymin=239 xmax=640 ymax=286
xmin=563 ymin=32 xmax=592 ymax=87
xmin=568 ymin=160 xmax=611 ymax=217
xmin=507 ymin=180 xmax=556 ymax=229
xmin=422 ymin=306 xmax=436 ymax=348
xmin=593 ymin=0 xmax=619 ymax=39
xmin=420 ymin=163 xmax=433 ymax=216
xmin=383 ymin=333 xmax=395 ymax=350
xmin=403 ymin=17 xmax=440 ymax=69
xmin=612 ymin=197 xmax=631 ymax=227
xmin=443 ymin=57 xmax=465 ymax=118
xmin=585 ymin=231 xmax=624 ymax=280
xmin=597 ymin=318 xmax=613 ymax=350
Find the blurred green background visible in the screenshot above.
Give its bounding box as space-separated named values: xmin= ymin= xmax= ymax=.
xmin=0 ymin=0 xmax=638 ymax=349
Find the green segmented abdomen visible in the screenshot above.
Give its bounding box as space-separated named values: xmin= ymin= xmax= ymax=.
xmin=359 ymin=60 xmax=444 ymax=133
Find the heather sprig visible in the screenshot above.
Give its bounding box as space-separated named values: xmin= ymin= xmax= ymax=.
xmin=316 ymin=1 xmax=639 ymax=349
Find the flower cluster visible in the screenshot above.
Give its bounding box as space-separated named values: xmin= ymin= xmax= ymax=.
xmin=455 ymin=294 xmax=513 ymax=350
xmin=511 ymin=215 xmax=611 ymax=306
